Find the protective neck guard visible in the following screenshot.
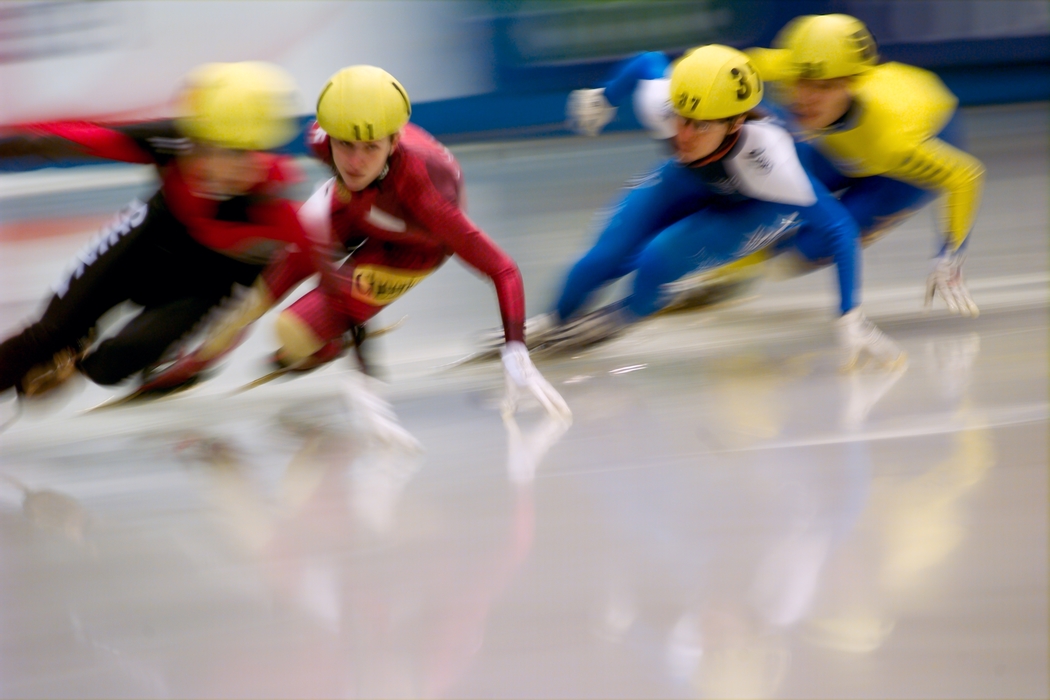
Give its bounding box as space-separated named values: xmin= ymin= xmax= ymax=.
xmin=682 ymin=129 xmax=742 ymax=168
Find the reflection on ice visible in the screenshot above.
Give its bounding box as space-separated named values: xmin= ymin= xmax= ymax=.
xmin=0 ymin=471 xmax=93 ymax=543
xmin=0 ymin=102 xmax=1043 ymax=697
xmin=803 ymin=345 xmax=996 ymax=658
xmin=503 ymin=411 xmax=571 ymax=485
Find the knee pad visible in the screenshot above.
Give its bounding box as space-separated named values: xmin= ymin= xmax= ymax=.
xmin=274 ymin=311 xmax=326 ymax=364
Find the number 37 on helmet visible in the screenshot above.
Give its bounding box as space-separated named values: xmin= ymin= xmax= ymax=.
xmin=670 ymin=45 xmax=764 ymax=121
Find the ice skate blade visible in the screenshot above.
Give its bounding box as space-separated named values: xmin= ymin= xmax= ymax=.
xmin=82 ymin=378 xmax=201 ymax=414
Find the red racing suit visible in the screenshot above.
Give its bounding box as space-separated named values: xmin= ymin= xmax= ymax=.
xmin=267 ymin=122 xmax=525 ymax=347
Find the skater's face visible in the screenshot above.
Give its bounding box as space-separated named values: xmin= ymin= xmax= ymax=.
xmin=790 ymin=77 xmax=853 ymax=129
xmin=674 ymin=115 xmax=743 ymax=164
xmin=330 ymin=133 xmax=400 ymax=192
xmin=182 ymin=146 xmax=270 ymax=198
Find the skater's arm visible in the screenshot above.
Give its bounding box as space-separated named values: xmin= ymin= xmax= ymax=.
xmin=887 ymin=137 xmax=985 ymax=252
xmin=602 ymin=52 xmax=671 ymax=107
xmin=831 ymin=218 xmax=860 ymax=316
xmin=397 ymin=159 xmax=526 ymax=343
xmin=0 ymin=121 xmax=157 ymax=164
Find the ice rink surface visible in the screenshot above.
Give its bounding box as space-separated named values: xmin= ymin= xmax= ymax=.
xmin=0 ymin=103 xmax=1046 ymax=699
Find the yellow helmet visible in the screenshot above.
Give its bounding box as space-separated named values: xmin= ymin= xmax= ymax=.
xmin=177 ymin=61 xmax=299 ymax=150
xmin=316 ymin=65 xmax=411 ymax=142
xmin=670 ymin=44 xmax=763 ymax=121
xmin=777 ymin=14 xmax=877 ymax=79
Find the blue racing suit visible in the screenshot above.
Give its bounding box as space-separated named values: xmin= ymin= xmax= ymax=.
xmin=553 ymin=119 xmax=861 ymax=322
xmin=596 ymin=51 xmax=977 ymax=263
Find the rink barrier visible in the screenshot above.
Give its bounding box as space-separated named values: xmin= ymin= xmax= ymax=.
xmin=1 ymin=54 xmax=1046 ymax=169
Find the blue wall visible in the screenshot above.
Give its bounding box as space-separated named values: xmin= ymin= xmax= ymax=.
xmin=410 ymin=0 xmax=1048 ymax=142
xmin=3 ymin=0 xmax=1047 ymax=168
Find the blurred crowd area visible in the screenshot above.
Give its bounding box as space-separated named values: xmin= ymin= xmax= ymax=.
xmin=0 ymin=0 xmax=1047 ymax=149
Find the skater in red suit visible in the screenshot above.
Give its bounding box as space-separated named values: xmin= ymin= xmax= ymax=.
xmin=0 ymin=62 xmax=338 ymax=400
xmin=177 ymin=65 xmax=570 ymax=421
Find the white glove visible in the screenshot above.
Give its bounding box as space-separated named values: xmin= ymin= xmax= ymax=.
xmin=925 ymin=251 xmax=979 ymax=317
xmin=835 ymin=308 xmax=906 ymax=371
xmin=566 ymin=88 xmax=617 ymax=136
xmin=339 ymin=371 xmax=422 ymax=452
xmin=501 ymin=341 xmax=572 ymax=421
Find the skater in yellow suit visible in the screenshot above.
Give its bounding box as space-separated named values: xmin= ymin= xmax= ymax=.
xmin=748 ymin=13 xmax=985 ymax=315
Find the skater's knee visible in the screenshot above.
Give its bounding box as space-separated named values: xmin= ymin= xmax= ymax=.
xmin=80 ymin=331 xmax=171 ymax=385
xmin=79 ymin=349 xmax=136 ymax=386
xmin=634 ymin=246 xmax=679 ymax=289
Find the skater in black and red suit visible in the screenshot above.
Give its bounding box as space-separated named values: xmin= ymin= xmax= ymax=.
xmin=163 ymin=65 xmax=570 ymax=421
xmin=0 ymin=62 xmax=338 ymax=398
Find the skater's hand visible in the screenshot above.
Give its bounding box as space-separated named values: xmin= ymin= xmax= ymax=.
xmin=926 ymin=251 xmax=979 ymax=316
xmin=501 ymin=341 xmax=572 ymax=421
xmin=566 ymin=88 xmax=617 ymax=137
xmin=835 ymin=308 xmax=906 ymax=372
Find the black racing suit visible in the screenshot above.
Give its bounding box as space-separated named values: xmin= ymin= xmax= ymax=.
xmin=0 ymin=121 xmax=308 ymax=391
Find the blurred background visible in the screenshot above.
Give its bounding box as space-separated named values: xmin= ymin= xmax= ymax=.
xmin=1 ymin=0 xmax=1047 ymax=147
xmin=0 ymin=3 xmax=1046 ymax=698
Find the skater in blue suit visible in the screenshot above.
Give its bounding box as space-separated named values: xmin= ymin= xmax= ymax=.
xmin=524 ymin=45 xmax=904 ymax=369
xmin=567 ymin=16 xmax=983 ymax=319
